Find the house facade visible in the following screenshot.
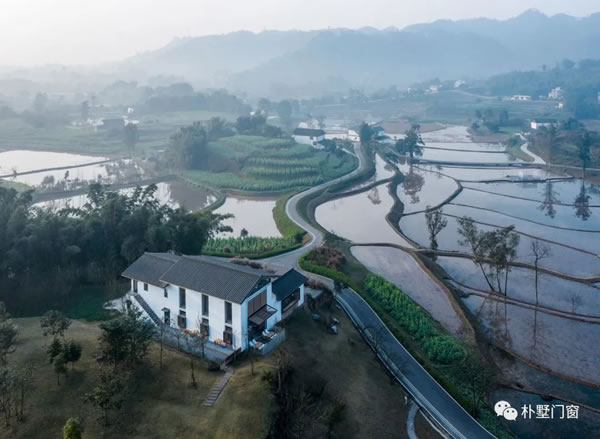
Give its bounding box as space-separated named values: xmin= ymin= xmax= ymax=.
xmin=530 ymin=118 xmax=557 ymax=130
xmin=122 ymin=253 xmax=306 ymax=353
xmin=293 ymin=128 xmax=326 ymax=146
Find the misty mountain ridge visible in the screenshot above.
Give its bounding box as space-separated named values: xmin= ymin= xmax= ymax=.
xmin=2 ymin=10 xmax=599 ymax=99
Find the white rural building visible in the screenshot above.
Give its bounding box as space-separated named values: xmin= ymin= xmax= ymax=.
xmin=122 ymin=253 xmax=306 ymax=356
xmin=510 ymin=95 xmax=532 ymax=101
xmin=293 ymin=128 xmax=326 ymax=146
xmin=548 ymin=87 xmax=562 ymax=100
xmin=530 ymin=119 xmax=557 ymax=130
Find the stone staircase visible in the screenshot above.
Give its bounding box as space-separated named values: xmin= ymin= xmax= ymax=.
xmin=131 ymin=293 xmax=162 ymax=326
xmin=202 ymin=367 xmax=234 ymax=407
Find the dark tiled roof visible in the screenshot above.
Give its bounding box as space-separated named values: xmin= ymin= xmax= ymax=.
xmin=121 ymin=253 xmax=180 ymax=287
xmin=293 ymin=128 xmax=325 ymax=137
xmin=272 ymin=269 xmax=306 ymax=301
xmin=160 ymin=255 xmax=272 ymax=304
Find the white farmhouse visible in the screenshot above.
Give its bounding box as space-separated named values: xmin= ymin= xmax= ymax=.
xmin=122 ymin=253 xmax=306 ymax=359
xmin=293 ymin=128 xmax=326 ymax=147
xmin=530 ymin=118 xmax=557 ymax=130
xmin=510 ymin=95 xmax=532 ymax=101
xmin=548 ymin=87 xmax=562 ymax=100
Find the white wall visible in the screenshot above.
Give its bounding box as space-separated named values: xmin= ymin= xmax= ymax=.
xmin=293 ymin=134 xmax=325 ymax=146
xmin=134 ymin=279 xmax=244 ymax=350
xmin=132 ymin=277 xmax=305 ymax=352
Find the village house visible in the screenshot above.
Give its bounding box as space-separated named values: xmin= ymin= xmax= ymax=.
xmin=530 ymin=118 xmax=557 ymax=130
xmin=293 ymin=127 xmax=326 ymax=147
xmin=548 ymin=87 xmax=563 ymax=100
xmin=122 ymin=253 xmax=306 ymax=360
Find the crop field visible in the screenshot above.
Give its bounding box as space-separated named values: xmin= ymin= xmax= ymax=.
xmin=184 ymin=135 xmax=357 ymax=192
xmin=202 ymin=236 xmax=300 ymax=257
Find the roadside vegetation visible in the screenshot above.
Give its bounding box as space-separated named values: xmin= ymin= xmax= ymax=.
xmin=299 ymin=238 xmax=512 ymax=439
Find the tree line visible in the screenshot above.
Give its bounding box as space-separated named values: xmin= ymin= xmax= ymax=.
xmin=0 ymin=184 xmax=230 ymax=313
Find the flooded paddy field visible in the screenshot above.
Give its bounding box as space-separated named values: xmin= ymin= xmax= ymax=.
xmin=214 ymin=196 xmax=281 ymax=237
xmin=35 ymin=181 xmax=217 ymax=212
xmin=315 ymin=183 xmax=412 ymax=246
xmin=0 ymin=150 xmax=108 ymax=176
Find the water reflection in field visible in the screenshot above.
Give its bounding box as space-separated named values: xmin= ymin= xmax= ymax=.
xmin=214 ymin=196 xmax=281 ymax=237
xmin=316 ymin=183 xmax=412 ymax=246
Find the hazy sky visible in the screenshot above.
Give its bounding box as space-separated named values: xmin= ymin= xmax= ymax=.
xmin=1 ymin=0 xmax=598 ymax=66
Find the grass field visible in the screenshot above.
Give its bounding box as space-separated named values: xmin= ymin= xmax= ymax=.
xmin=1 ymin=303 xmax=444 ymax=439
xmin=183 ymin=135 xmax=358 ymax=192
xmin=2 ymin=318 xmax=271 ymax=439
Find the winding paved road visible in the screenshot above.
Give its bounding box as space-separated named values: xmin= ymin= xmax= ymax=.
xmin=262 ymin=144 xmax=495 ymax=438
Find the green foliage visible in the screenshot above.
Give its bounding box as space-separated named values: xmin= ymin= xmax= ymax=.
xmin=364 ymin=275 xmax=464 ymax=364
xmin=97 ymin=308 xmax=155 ymax=368
xmin=47 ymin=338 xmax=63 ymax=365
xmin=63 ymin=417 xmax=84 ymax=439
xmin=0 ymin=184 xmax=228 ymax=312
xmin=183 ymin=135 xmax=357 ymax=192
xmin=62 ymin=340 xmax=83 ymax=369
xmin=0 ymin=302 xmax=17 ymax=365
xmin=272 ymin=194 xmax=306 ymax=239
xmin=85 ymin=370 xmax=126 ymax=426
xmin=203 ymin=236 xmax=299 ymax=257
xmin=40 ymin=310 xmax=72 ymax=339
xmin=168 ymin=121 xmax=208 ymax=169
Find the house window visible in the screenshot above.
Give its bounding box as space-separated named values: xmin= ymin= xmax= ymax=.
xmin=163 ymin=308 xmax=170 ymax=325
xmin=133 ymin=280 xmax=138 ymax=293
xmin=177 ymin=311 xmax=186 ymax=329
xmin=223 ymin=326 xmax=233 ymax=346
xmin=201 ymin=318 xmax=210 ymax=337
xmin=225 ymin=301 xmax=232 ymax=324
xmin=282 ymin=290 xmax=300 ymax=311
xmin=164 ymin=287 xmax=168 ymax=298
xmin=143 ymin=283 xmax=148 ymax=291
xmin=179 ymin=287 xmax=186 ymax=309
xmin=202 ymin=294 xmax=209 ymax=316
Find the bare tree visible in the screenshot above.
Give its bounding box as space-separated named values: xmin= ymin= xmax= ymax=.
xmin=425 ymin=206 xmax=448 ymax=251
xmin=530 ymin=240 xmax=551 ymax=344
xmin=570 ymin=294 xmax=583 ymax=313
xmin=157 ymin=323 xmax=168 ymax=370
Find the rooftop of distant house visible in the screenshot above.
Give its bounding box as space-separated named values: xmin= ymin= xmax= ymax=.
xmin=293 ymin=128 xmax=326 ymax=137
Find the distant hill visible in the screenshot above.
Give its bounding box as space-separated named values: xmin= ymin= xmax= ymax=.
xmin=118 ymin=9 xmax=600 ymax=98
xmin=3 ymin=10 xmax=600 ymax=99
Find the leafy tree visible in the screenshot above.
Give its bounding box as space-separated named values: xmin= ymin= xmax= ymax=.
xmin=85 ymin=370 xmax=126 ymax=426
xmin=62 ymin=340 xmax=83 ymax=370
xmin=123 ymin=123 xmax=139 ymax=150
xmin=240 ymin=228 xmax=249 ymax=238
xmin=358 ymin=122 xmax=373 ymax=144
xmin=97 ymin=308 xmax=154 ymax=369
xmin=41 ymin=310 xmax=72 ymax=339
xmin=457 ymin=217 xmax=520 ymax=295
xmin=204 ymin=117 xmax=233 ymax=141
xmin=425 ymin=207 xmax=447 ymax=250
xmin=47 ymin=338 xmax=63 ymax=365
xmin=63 ymin=417 xmax=84 ymax=439
xmin=396 ymin=124 xmax=424 ymax=161
xmin=168 ymin=122 xmax=208 ymax=169
xmin=0 ymin=302 xmax=17 ymax=365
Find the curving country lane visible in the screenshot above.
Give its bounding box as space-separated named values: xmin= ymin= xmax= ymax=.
xmin=262 ymin=143 xmax=495 ymax=439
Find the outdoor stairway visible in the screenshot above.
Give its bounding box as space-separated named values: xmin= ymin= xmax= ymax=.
xmin=202 ymin=367 xmax=234 ymax=407
xmin=132 ymin=294 xmax=162 ymax=326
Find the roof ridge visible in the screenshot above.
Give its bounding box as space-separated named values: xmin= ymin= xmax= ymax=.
xmin=145 ymin=252 xmax=180 ymax=262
